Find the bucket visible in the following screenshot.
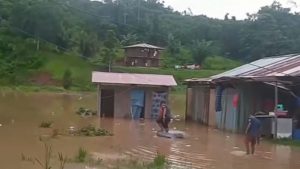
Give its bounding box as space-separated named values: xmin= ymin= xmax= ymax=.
xmin=292 ymin=129 xmax=300 ymax=140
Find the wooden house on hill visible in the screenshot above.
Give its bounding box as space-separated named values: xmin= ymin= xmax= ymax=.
xmin=123 ymin=43 xmax=164 ymax=67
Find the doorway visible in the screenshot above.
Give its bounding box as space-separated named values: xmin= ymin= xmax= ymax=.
xmin=131 ymin=89 xmax=145 ymax=119
xmin=101 ymin=89 xmax=114 ymax=118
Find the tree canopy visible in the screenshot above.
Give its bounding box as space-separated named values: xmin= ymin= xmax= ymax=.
xmin=1 ymin=0 xmax=300 ymax=77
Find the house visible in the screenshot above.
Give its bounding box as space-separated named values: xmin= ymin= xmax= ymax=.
xmin=185 ymin=54 xmax=300 ymax=140
xmin=123 ymin=43 xmax=164 ymax=67
xmin=92 ymin=71 xmax=177 ymax=119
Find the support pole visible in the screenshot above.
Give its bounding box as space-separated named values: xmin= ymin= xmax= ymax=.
xmin=274 ymin=81 xmax=278 ymax=139
xmin=185 ymin=87 xmax=189 ymax=121
xmin=97 ymin=84 xmax=101 ymax=117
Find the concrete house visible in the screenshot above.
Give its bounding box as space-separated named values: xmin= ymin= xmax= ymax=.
xmin=92 ymin=71 xmax=177 ymax=119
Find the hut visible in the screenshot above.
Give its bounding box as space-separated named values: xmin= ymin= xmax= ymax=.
xmin=92 ymin=71 xmax=177 ymax=119
xmin=184 ymin=78 xmax=216 ymax=126
xmin=185 ymin=54 xmax=300 ymax=139
xmin=123 ymin=43 xmax=164 ymax=67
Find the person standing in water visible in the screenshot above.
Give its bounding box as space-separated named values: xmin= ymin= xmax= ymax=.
xmin=156 ymin=101 xmax=171 ymax=133
xmin=245 ymin=115 xmax=262 ymax=155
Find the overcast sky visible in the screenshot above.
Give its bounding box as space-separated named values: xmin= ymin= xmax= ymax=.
xmin=162 ymin=0 xmax=300 ymax=19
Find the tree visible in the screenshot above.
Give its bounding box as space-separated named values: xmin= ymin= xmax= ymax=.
xmin=191 ymin=40 xmax=217 ymax=64
xmin=101 ymin=30 xmax=120 ymax=71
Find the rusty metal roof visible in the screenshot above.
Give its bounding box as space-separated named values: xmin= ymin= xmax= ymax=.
xmin=124 ymin=43 xmax=164 ymax=50
xmin=92 ymin=71 xmax=177 ymax=86
xmin=212 ymin=54 xmax=300 ymax=79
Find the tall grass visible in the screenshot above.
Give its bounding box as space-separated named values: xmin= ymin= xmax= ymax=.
xmin=75 ymin=147 xmax=88 ymax=163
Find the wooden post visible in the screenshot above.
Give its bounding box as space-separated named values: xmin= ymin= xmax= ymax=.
xmin=274 ymin=81 xmax=278 ymax=139
xmin=185 ymin=87 xmax=189 ymax=121
xmin=97 ymin=84 xmax=101 ymax=117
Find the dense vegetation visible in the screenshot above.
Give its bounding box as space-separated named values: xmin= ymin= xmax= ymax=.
xmin=1 ymin=0 xmax=300 ymax=87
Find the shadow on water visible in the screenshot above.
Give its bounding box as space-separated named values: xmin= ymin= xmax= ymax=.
xmin=0 ymin=92 xmax=300 ymax=169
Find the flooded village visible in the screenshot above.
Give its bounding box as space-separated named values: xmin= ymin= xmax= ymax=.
xmin=2 ymin=54 xmax=300 ymax=169
xmin=2 ymin=0 xmax=300 ymax=169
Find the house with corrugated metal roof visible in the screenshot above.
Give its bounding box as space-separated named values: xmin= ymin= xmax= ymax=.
xmin=185 ymin=54 xmax=300 ymax=140
xmin=92 ymin=71 xmax=177 ymax=119
xmin=123 ymin=43 xmax=165 ymax=67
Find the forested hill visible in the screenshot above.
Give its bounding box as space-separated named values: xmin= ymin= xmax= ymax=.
xmin=1 ymin=0 xmax=300 ymax=86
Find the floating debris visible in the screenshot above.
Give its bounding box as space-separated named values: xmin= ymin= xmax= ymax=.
xmin=0 ymin=124 xmax=2 ymax=127
xmin=76 ymin=107 xmax=97 ymax=117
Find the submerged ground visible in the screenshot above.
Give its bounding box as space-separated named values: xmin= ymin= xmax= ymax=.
xmin=0 ymin=92 xmax=300 ymax=169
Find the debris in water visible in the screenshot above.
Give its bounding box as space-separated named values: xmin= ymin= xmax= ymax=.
xmin=173 ymin=127 xmax=177 ymax=130
xmin=0 ymin=124 xmax=2 ymax=127
xmin=78 ymin=96 xmax=83 ymax=100
xmin=152 ymin=128 xmax=156 ymax=131
xmin=233 ymin=147 xmax=239 ymax=149
xmin=185 ymin=145 xmax=191 ymax=147
xmin=230 ymin=150 xmax=246 ymax=156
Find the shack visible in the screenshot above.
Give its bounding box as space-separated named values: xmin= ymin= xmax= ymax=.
xmin=185 ymin=78 xmax=216 ymax=126
xmin=123 ymin=43 xmax=164 ymax=67
xmin=92 ymin=71 xmax=177 ymax=119
xmin=185 ymin=54 xmax=300 ymax=139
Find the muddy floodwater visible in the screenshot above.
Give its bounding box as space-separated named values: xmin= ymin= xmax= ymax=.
xmin=0 ymin=92 xmax=300 ymax=169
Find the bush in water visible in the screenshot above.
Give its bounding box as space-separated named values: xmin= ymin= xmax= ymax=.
xmin=77 ymin=125 xmax=113 ymax=137
xmin=62 ymin=69 xmax=72 ymax=90
xmin=39 ymin=121 xmax=53 ymax=128
xmin=75 ymin=147 xmax=88 ymax=163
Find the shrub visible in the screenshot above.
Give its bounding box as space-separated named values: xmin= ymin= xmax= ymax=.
xmin=62 ymin=69 xmax=72 ymax=89
xmin=203 ymin=56 xmax=241 ymax=70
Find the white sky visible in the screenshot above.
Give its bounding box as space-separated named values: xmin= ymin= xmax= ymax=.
xmin=162 ymin=0 xmax=300 ymax=19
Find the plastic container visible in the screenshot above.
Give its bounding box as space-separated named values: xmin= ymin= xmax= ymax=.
xmin=292 ymin=129 xmax=300 ymax=140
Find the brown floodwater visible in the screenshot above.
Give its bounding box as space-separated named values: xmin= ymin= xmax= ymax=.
xmin=0 ymin=92 xmax=300 ymax=169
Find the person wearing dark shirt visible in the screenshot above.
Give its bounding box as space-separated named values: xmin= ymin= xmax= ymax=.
xmin=156 ymin=101 xmax=171 ymax=133
xmin=245 ymin=115 xmax=262 ymax=155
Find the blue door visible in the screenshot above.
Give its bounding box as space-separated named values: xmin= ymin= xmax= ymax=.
xmin=131 ymin=89 xmax=145 ymax=119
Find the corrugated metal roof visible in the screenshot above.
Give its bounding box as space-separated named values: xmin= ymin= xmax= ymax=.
xmin=211 ymin=54 xmax=300 ymax=79
xmin=124 ymin=43 xmax=164 ymax=50
xmin=92 ymin=71 xmax=177 ymax=86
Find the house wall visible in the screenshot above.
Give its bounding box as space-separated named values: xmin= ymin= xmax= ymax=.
xmin=208 ymin=89 xmax=216 ymax=127
xmin=124 ymin=48 xmax=161 ymax=67
xmin=99 ymin=85 xmax=169 ymax=119
xmin=187 ymin=85 xmax=210 ymax=125
xmin=125 ymin=57 xmax=160 ymax=67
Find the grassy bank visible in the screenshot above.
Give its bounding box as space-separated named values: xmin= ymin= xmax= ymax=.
xmin=270 ymin=138 xmax=300 ymax=147
xmin=113 ymin=66 xmax=223 ymax=84
xmin=1 ymin=53 xmax=225 ymax=92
